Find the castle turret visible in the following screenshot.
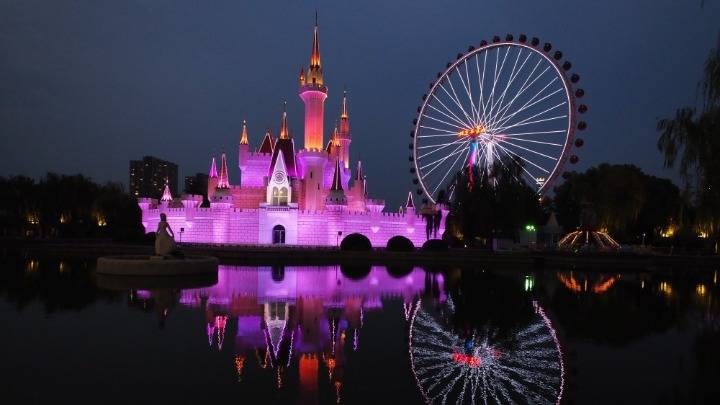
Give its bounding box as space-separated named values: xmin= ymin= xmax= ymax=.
xmin=161 ymin=178 xmax=173 ymax=204
xmin=325 ymin=157 xmax=347 ymax=209
xmin=336 ymin=91 xmax=351 ymax=168
xmin=298 ymin=18 xmax=329 ymax=211
xmin=218 ymin=152 xmax=230 ymax=189
xmin=239 ymin=120 xmax=250 ymax=176
xmin=348 ymin=161 xmax=366 ymax=212
xmin=404 ymin=191 xmax=415 ymax=215
xmin=208 ymin=157 xmax=219 ymax=200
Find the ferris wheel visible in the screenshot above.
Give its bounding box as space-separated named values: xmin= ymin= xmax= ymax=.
xmin=408 ymin=298 xmax=565 ymax=404
xmin=410 ymin=35 xmax=586 ymax=204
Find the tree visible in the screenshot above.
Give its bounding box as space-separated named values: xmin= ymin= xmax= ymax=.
xmin=553 ymin=164 xmax=682 ymax=244
xmin=447 ymin=158 xmax=543 ymax=246
xmin=657 ymin=44 xmax=720 ymax=237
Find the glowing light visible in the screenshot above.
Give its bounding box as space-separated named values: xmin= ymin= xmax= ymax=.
xmin=696 ymin=284 xmax=707 ymax=297
xmin=659 ymin=281 xmax=672 ymax=296
xmin=524 ymin=275 xmax=535 ymax=291
xmin=26 ymin=213 xmax=39 ymax=225
xmin=26 ymin=260 xmax=39 ymax=273
xmin=591 ymin=276 xmax=618 ymax=294
xmin=660 ymin=225 xmax=676 ymax=238
xmin=525 ymin=224 xmax=536 ymax=232
xmin=458 ymin=125 xmax=486 ymax=137
xmin=235 ymin=355 xmax=245 ymax=382
xmin=698 ymin=231 xmax=709 ymax=239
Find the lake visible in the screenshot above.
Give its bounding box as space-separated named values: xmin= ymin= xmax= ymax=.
xmin=1 ymin=253 xmax=718 ymax=404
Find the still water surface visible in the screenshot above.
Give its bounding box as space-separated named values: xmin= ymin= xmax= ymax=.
xmin=1 ymin=255 xmax=719 ymax=404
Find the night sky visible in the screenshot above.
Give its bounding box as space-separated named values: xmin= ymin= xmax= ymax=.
xmin=1 ymin=0 xmax=718 ymax=208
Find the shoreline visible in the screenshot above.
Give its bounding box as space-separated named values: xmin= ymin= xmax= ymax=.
xmin=3 ymin=238 xmax=720 ymax=271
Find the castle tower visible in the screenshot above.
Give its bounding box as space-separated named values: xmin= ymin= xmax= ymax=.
xmin=239 ymin=120 xmax=250 ymax=175
xmin=336 ymin=91 xmax=351 ymax=168
xmin=325 ymin=157 xmax=347 ymax=209
xmin=297 ymin=18 xmax=328 ymax=211
xmin=299 ymin=18 xmax=327 ymax=150
xmin=207 ymin=157 xmax=219 ymax=200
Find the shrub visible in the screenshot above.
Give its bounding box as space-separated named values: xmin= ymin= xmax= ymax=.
xmin=422 ymin=239 xmax=448 ymax=252
xmin=386 ymin=235 xmax=415 ymax=252
xmin=340 ymin=233 xmax=372 ymax=251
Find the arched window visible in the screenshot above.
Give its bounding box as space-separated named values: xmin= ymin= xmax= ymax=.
xmin=272 ymin=224 xmax=285 ymax=244
xmin=278 ymin=187 xmax=288 ymax=205
xmin=271 ymin=187 xmax=289 ymax=206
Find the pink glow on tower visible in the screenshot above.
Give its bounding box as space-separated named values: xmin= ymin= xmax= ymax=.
xmin=218 ymin=153 xmax=230 ymax=188
xmin=209 ymin=157 xmax=218 ymax=178
xmin=299 ymin=20 xmax=327 ymax=151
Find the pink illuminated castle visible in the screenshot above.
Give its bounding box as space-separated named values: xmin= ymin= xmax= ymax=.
xmin=138 ymin=20 xmax=446 ymax=246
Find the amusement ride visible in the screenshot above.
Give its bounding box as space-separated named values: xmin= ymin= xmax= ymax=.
xmin=411 ymin=34 xmax=587 ymax=204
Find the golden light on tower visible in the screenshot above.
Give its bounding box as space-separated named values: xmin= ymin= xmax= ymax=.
xmin=458 ymin=125 xmax=486 ymax=137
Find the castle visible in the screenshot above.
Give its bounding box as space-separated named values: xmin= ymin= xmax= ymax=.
xmin=138 ymin=20 xmax=446 ymax=247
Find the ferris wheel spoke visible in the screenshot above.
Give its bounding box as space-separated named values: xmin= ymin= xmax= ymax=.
xmin=494 ymin=111 xmax=567 ymax=134
xmin=420 ymin=141 xmax=469 ymax=175
xmin=423 ymin=113 xmax=469 ymax=131
xmin=491 ymin=147 xmax=521 ymax=183
xmin=418 ymin=139 xmax=467 ymax=159
xmin=436 ymin=82 xmax=475 ymax=128
xmin=492 ymin=83 xmax=563 ymax=131
xmin=419 ymin=125 xmax=461 ymax=135
xmin=486 ymin=48 xmax=510 ymax=119
xmin=426 ymin=102 xmax=472 ymax=129
xmin=418 ymin=132 xmax=464 ymax=139
xmin=497 ymin=139 xmax=559 ymax=161
xmin=444 ymin=73 xmax=476 ymax=125
xmin=476 ymin=51 xmax=489 ymax=124
xmin=493 ymin=100 xmax=567 ymax=133
xmin=457 ymin=60 xmax=479 ymax=123
xmin=495 ymin=145 xmax=546 ymax=187
xmin=503 ymin=129 xmax=566 ymax=138
xmin=487 ymin=51 xmax=534 ymax=131
xmin=486 ymin=47 xmax=525 ymax=129
xmin=489 ymin=61 xmax=548 ymax=129
xmin=501 ymin=137 xmax=564 ymax=147
xmin=496 ymin=142 xmax=550 ymax=175
xmin=430 ymin=147 xmax=469 ymax=196
xmin=417 ymin=138 xmax=466 ymax=151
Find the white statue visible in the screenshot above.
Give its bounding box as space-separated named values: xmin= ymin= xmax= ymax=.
xmin=155 ymin=213 xmax=176 ymax=256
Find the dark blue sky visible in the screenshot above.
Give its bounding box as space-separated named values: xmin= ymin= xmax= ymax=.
xmin=1 ymin=0 xmax=718 ymax=208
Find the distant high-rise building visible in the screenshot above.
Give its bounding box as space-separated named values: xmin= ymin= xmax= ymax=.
xmin=129 ymin=156 xmax=178 ymax=199
xmin=185 ymin=172 xmax=209 ymax=201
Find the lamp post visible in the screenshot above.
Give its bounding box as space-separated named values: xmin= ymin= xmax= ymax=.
xmin=337 ymin=231 xmax=342 ymax=247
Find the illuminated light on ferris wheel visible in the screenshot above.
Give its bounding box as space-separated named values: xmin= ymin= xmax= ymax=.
xmin=410 ymin=35 xmax=587 ymax=203
xmin=408 ymin=297 xmax=564 ymax=404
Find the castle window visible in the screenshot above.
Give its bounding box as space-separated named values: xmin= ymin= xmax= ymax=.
xmin=272 ymin=187 xmax=288 ymax=206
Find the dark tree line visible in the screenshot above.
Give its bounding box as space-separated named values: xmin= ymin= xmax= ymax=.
xmin=553 ymin=164 xmax=684 ymax=244
xmin=0 ymin=173 xmax=144 ymax=241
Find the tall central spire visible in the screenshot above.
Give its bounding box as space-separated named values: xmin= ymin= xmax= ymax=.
xmin=310 ymin=17 xmax=321 ymax=69
xmin=279 ymin=101 xmax=289 ymax=140
xmin=298 ymin=15 xmax=328 ymax=151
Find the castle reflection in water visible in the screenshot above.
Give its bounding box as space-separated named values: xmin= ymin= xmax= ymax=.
xmin=130 ymin=265 xmax=445 ymax=402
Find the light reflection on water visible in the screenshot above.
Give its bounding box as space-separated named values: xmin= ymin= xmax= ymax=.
xmin=1 ymin=256 xmax=720 ymax=404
